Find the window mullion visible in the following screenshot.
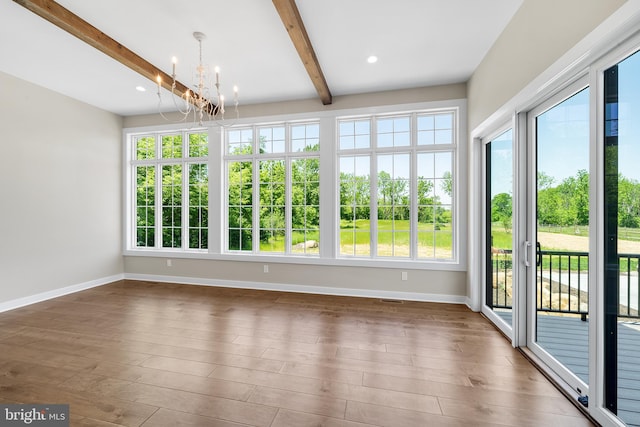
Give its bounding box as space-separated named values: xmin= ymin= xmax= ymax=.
xmin=411 ymin=113 xmax=418 ymax=259
xmin=285 ymin=155 xmax=292 ymax=254
xmin=371 ymin=119 xmax=378 ymax=258
xmin=154 ymin=163 xmax=162 ymax=248
xmin=252 ymin=163 xmax=259 ymax=253
xmin=182 ymin=132 xmax=189 ymax=250
xmin=319 ymin=116 xmax=335 ymax=259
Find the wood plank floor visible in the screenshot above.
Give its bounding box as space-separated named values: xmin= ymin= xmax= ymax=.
xmin=0 ymin=280 xmax=594 ymax=427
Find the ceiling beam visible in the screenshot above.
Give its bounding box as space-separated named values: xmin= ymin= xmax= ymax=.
xmin=12 ymin=0 xmax=207 ymax=109
xmin=273 ymin=0 xmax=332 ymax=105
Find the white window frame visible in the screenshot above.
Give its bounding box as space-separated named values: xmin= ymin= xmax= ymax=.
xmin=123 ymin=99 xmax=467 ymax=271
xmin=126 ymin=128 xmax=209 ymax=252
xmin=224 ymin=121 xmax=321 ymax=256
xmin=336 ymin=109 xmax=459 ymax=261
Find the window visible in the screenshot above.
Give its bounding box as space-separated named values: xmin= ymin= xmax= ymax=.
xmin=338 ymin=111 xmax=456 ymax=260
xmin=225 ymin=122 xmax=320 ymax=255
xmin=126 ymin=102 xmax=462 ymax=266
xmin=131 ymin=130 xmax=208 ymax=250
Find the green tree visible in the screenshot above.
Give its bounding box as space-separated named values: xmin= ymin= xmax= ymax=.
xmin=340 ymin=172 xmax=370 ymax=221
xmin=417 ymin=179 xmax=435 ymax=223
xmin=377 ymin=171 xmax=409 ymax=220
xmin=441 ymin=171 xmax=453 ymax=197
xmin=537 ymin=171 xmax=563 ymax=226
xmin=491 ymin=192 xmax=512 ymax=232
xmin=291 ymin=158 xmax=320 ymax=239
xmin=228 ymin=160 xmax=253 ymax=250
xmin=619 ymin=174 xmax=640 ymax=228
xmin=259 ymin=160 xmax=286 ymax=244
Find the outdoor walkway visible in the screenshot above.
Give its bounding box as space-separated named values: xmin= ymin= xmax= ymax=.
xmin=496 ymin=312 xmax=640 ymax=426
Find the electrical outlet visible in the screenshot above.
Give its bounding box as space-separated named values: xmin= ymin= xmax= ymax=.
xmin=401 ymin=271 xmax=408 ymax=281
xmin=263 ymin=264 xmax=269 ymax=273
xmin=167 ymin=259 xmax=172 ymax=267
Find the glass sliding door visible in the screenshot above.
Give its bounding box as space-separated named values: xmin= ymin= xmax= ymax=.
xmin=528 ymin=85 xmax=591 ymax=392
xmin=485 ymin=129 xmax=514 ymax=334
xmin=602 ymin=48 xmax=640 ymax=427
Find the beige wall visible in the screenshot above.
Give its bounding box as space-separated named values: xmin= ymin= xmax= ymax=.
xmin=0 ymin=71 xmax=124 ymax=304
xmin=124 ymin=84 xmax=467 ymax=128
xmin=467 ymin=0 xmax=626 ymax=131
xmin=124 ymin=257 xmax=467 ymax=301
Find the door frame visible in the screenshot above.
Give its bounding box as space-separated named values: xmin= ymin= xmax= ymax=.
xmin=588 ymin=31 xmax=640 ymax=427
xmin=481 ymin=122 xmax=516 ymax=339
xmin=525 ymin=77 xmax=591 ymax=397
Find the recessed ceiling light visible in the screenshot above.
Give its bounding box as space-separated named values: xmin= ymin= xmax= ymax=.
xmin=367 ymin=55 xmax=378 ymax=64
xmin=135 ymin=86 xmax=146 ymax=92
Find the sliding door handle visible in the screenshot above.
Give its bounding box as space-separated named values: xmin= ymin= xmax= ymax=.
xmin=524 ymin=241 xmax=532 ymax=267
xmin=536 ymin=241 xmax=542 ymax=267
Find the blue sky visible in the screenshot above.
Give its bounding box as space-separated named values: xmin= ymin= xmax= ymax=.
xmin=489 ymin=129 xmax=513 ymax=196
xmin=618 ymin=49 xmax=640 ymax=181
xmin=537 ymin=88 xmax=590 ymax=187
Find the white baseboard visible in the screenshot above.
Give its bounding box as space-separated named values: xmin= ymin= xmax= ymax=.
xmin=465 ymin=297 xmax=476 ymax=311
xmin=0 ymin=273 xmax=125 ymax=313
xmin=124 ymin=273 xmax=467 ymax=305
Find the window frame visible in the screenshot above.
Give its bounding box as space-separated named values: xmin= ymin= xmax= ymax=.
xmin=127 ymin=128 xmax=209 ymax=252
xmin=224 ymin=121 xmax=321 ymax=256
xmin=336 ymin=110 xmax=458 ymax=261
xmin=124 ymin=99 xmax=466 ymax=271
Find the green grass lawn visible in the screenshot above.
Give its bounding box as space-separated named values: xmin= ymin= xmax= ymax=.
xmin=491 ymin=223 xmax=640 ymax=271
xmin=259 ymin=219 xmax=453 ymax=253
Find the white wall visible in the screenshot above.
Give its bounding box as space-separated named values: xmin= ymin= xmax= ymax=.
xmin=467 ymin=0 xmax=626 ymax=131
xmin=0 ymin=71 xmax=124 ymax=305
xmin=123 ymin=83 xmax=468 ymax=303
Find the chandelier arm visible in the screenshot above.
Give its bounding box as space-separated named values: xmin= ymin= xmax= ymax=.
xmin=157 ymin=97 xmax=188 ymax=123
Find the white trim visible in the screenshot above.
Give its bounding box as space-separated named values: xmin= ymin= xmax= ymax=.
xmin=122 ymin=249 xmax=463 ymax=271
xmin=513 ymin=112 xmax=527 ymax=348
xmin=525 ymin=78 xmax=591 ymax=398
xmin=481 ymin=306 xmax=512 ymax=338
xmin=0 ymin=274 xmax=124 ymax=314
xmin=467 ymin=136 xmax=483 ymax=311
xmin=123 ymin=273 xmax=467 ymax=305
xmin=479 ymin=123 xmax=515 ymax=339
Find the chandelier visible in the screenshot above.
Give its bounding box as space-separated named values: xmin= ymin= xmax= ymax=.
xmin=157 ymin=31 xmax=238 ymax=126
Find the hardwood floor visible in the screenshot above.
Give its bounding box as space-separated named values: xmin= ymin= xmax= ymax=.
xmin=0 ymin=280 xmax=594 ymax=426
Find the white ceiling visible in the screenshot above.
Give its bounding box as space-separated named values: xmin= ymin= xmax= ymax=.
xmin=0 ymin=0 xmax=523 ymax=117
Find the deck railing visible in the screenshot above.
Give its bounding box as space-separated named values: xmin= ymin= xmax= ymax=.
xmin=491 ymin=249 xmax=640 ymax=319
